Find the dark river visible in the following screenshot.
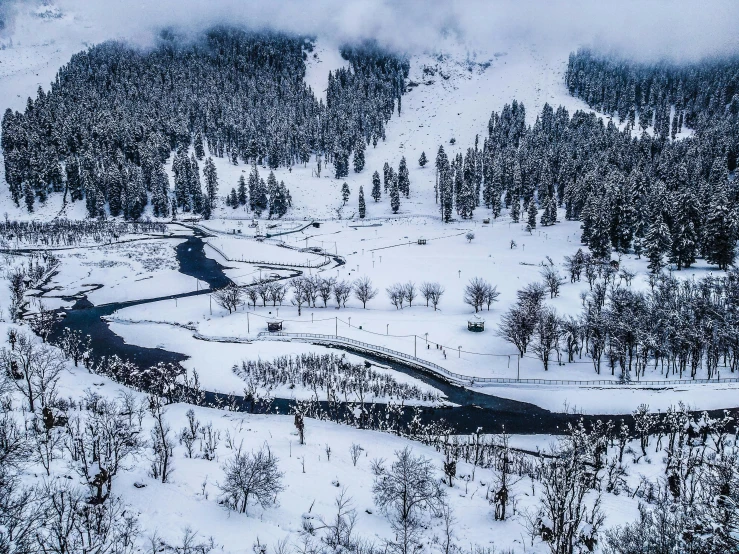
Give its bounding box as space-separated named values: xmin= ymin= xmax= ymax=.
xmin=47 ymin=233 xmax=722 ymax=435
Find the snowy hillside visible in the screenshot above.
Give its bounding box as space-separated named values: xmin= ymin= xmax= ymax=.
xmin=2 ymin=2 xmax=739 ymax=554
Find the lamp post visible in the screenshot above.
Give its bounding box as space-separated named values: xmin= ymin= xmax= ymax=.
xmin=386 ymin=324 xmax=389 ymax=335
xmin=348 ymin=317 xmax=351 ymax=327
xmin=425 ymin=333 xmax=428 ymax=345
xmin=414 ymin=335 xmax=417 ymax=357
xmin=458 ymin=346 xmax=461 ymax=358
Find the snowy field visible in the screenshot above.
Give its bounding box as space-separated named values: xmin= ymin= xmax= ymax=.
xmin=101 ymin=212 xmax=739 ymax=415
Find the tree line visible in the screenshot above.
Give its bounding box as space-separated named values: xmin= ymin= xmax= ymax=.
xmin=440 ymin=54 xmax=739 ymax=269
xmin=2 ymin=28 xmax=408 ymax=218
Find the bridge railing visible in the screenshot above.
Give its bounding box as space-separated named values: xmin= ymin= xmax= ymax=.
xmin=256 ymin=331 xmax=739 ymax=387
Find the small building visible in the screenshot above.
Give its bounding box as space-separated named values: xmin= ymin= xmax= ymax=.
xmin=267 ymin=320 xmax=283 ymax=332
xmin=467 ymin=318 xmax=485 ymax=332
xmin=417 ymin=238 xmax=427 ymax=245
xmin=312 ymin=222 xmax=321 ymax=228
xmin=483 ymin=218 xmax=491 ymax=224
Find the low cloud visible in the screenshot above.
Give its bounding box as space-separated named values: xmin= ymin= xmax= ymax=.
xmin=11 ymin=0 xmax=739 ymax=62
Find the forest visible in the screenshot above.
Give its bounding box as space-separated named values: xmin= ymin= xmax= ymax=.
xmin=434 ymin=51 xmax=739 ymax=270
xmin=1 ymin=28 xmax=408 ymax=218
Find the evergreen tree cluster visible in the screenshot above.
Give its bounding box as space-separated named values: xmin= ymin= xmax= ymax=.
xmin=225 ymin=166 xmax=291 ymax=218
xmin=1 ymin=29 xmax=408 ymax=217
xmin=449 ymin=92 xmax=739 ymax=269
xmin=566 ymin=48 xmax=739 ymax=142
xmin=436 ymin=134 xmax=484 ymax=222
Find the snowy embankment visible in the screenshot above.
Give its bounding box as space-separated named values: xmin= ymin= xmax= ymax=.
xmin=105 ymin=319 xmax=446 ymax=406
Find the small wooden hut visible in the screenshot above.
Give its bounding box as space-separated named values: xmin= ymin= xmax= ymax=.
xmin=467 ymin=318 xmax=485 ymax=332
xmin=267 ymin=320 xmax=283 ymax=332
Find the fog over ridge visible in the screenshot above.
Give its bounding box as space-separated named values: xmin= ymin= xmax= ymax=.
xmin=3 ymin=0 xmax=739 ymax=64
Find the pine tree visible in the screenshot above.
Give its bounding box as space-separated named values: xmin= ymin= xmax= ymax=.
xmin=107 ymin=166 xmax=124 ymax=217
xmin=703 ymin=184 xmax=737 ymax=270
xmin=353 ymin=140 xmax=365 ymax=173
xmin=237 ymin=175 xmax=247 ymax=206
xmin=358 ymin=185 xmax=366 ymax=219
xmin=190 ymin=155 xmax=205 ymax=215
xmin=398 ymin=156 xmax=410 ymax=197
xmin=440 ymin=164 xmax=453 ymax=223
xmin=269 ymin=181 xmax=288 ymax=218
xmin=341 ymin=182 xmax=350 ymax=205
xmin=66 ymin=157 xmax=83 ymax=202
xmin=334 ymin=150 xmax=349 ymax=179
xmin=228 ymin=188 xmax=238 ymax=209
xmin=151 ymin=163 xmax=170 ymax=217
xmin=253 ymin=178 xmax=268 ymax=217
xmin=248 ymin=165 xmax=260 ymax=212
xmin=587 ymin=198 xmax=612 ymax=260
xmin=371 ymin=171 xmax=381 ymax=202
xmin=435 ymin=146 xmax=448 ymax=204
xmin=194 ymin=132 xmax=205 ymax=160
xmin=203 ymin=157 xmax=218 ymax=209
xmin=383 ymin=162 xmax=391 ymax=192
xmin=510 ymin=197 xmax=520 ymax=223
xmin=644 ymin=212 xmax=672 ymax=273
xmin=390 ymin=177 xmax=400 ymax=214
xmin=527 ymin=198 xmax=538 ymax=229
xmin=419 ymin=151 xmax=427 ymax=167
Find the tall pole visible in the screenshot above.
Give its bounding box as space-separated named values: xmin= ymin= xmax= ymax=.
xmin=209 ymin=295 xmax=212 ymax=315
xmin=414 ymin=335 xmax=416 ymax=358
xmin=335 ymin=317 xmax=337 ymax=337
xmin=517 ymin=355 xmax=520 ymax=382
xmin=247 ymin=312 xmax=250 ymax=334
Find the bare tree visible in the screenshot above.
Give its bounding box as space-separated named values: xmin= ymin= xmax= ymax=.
xmin=353 ymin=276 xmax=378 ymax=309
xmin=532 ymin=307 xmax=561 ymax=371
xmin=541 ymin=266 xmax=564 ymax=298
xmin=372 ymin=447 xmax=445 ymax=554
xmin=178 ymin=409 xmax=201 ymax=459
xmin=403 ymin=282 xmax=417 ymax=307
xmin=219 ymin=445 xmax=284 ymax=514
xmin=36 ymin=481 xmax=140 ymax=554
xmin=334 ymin=280 xmax=353 ymax=308
xmin=291 ymin=277 xmax=309 ymax=316
xmin=463 ymin=278 xmax=488 ymax=313
xmin=483 ymin=284 xmax=500 ymax=310
xmin=149 ymin=397 xmax=174 ymax=483
xmin=66 ymin=393 xmax=144 ymax=503
xmin=0 ymin=469 xmax=40 ymax=554
xmin=350 ymin=443 xmax=363 ymax=467
xmin=1 ymin=332 xmax=64 ymax=412
xmin=465 ymin=232 xmax=475 ymax=243
xmin=213 ymin=283 xmax=243 ymax=314
xmin=314 ymin=488 xmax=357 ymax=551
xmin=535 ymin=445 xmax=604 ymax=554
xmin=256 ymin=281 xmax=270 ymax=307
xmin=420 ymin=282 xmax=434 ymax=307
xmin=498 ymin=301 xmax=539 ymax=356
xmin=429 ymin=283 xmax=445 ymax=311
xmin=305 ymin=276 xmax=320 ymax=308
xmin=386 ymin=283 xmax=404 ymax=309
xmin=29 ymin=302 xmax=56 ymax=343
xmin=270 ymin=282 xmax=288 ymax=306
xmin=246 ymin=282 xmax=259 ymax=308
xmin=318 ymin=277 xmax=335 ymax=308
xmin=55 ymin=328 xmax=90 ymax=367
